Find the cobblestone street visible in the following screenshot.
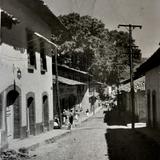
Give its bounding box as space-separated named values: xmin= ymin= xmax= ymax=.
xmin=30 ymin=109 xmax=109 ymax=160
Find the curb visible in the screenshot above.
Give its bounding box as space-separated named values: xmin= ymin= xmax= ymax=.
xmin=17 ymin=107 xmax=103 ymax=151
xmin=28 ymin=131 xmax=71 ymax=151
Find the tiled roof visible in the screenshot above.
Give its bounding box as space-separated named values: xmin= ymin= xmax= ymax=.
xmin=53 ymin=63 xmax=92 ymax=77
xmin=53 ymin=75 xmax=86 ymax=85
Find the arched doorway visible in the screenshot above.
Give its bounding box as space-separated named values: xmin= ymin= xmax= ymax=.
xmin=6 ymin=90 xmax=20 ymax=140
xmin=27 ymin=96 xmax=35 ymax=135
xmin=147 ymin=90 xmax=151 ymax=127
xmin=42 ymin=95 xmax=49 ymax=131
xmin=152 ymin=91 xmax=157 ymax=128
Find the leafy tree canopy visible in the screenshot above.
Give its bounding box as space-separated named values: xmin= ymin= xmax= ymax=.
xmin=52 ymin=13 xmax=142 ymax=85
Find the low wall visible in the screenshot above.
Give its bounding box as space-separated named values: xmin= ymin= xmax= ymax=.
xmin=118 ymin=90 xmax=146 ymax=122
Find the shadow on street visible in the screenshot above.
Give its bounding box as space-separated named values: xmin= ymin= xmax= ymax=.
xmin=103 ymin=108 xmax=138 ymax=126
xmin=105 ymin=128 xmax=160 ymax=160
xmin=103 ymin=109 xmax=160 ymax=160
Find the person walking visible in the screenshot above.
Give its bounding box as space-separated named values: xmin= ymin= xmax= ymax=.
xmin=62 ymin=109 xmax=67 ymax=124
xmin=68 ymin=110 xmax=74 ymax=130
xmin=74 ymin=110 xmax=79 ymax=121
xmin=86 ymin=109 xmax=89 ymax=116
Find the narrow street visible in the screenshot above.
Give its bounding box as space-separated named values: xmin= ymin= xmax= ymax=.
xmin=30 ymin=109 xmax=109 ymax=160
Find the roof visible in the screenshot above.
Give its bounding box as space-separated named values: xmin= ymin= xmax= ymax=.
xmin=53 ymin=63 xmax=93 ymax=77
xmin=90 ymin=81 xmax=103 ymax=85
xmin=121 ymin=48 xmax=160 ymax=83
xmin=20 ymin=0 xmax=67 ymax=32
xmin=136 ymin=48 xmax=160 ymax=76
xmin=60 ymin=64 xmax=92 ymax=76
xmin=53 ymin=75 xmax=86 ymax=86
xmin=1 ymin=9 xmax=20 ymax=29
xmin=120 ymin=76 xmax=145 ymax=92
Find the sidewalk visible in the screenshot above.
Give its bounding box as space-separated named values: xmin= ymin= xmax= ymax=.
xmin=9 ymin=106 xmax=102 ymax=151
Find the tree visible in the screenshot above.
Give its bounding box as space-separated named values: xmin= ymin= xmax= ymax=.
xmin=52 ymin=13 xmax=108 ymax=71
xmin=89 ymin=30 xmax=142 ymax=85
xmin=52 ymin=13 xmax=142 ymax=85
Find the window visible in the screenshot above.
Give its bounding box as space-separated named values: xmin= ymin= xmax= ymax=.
xmin=26 ymin=30 xmax=36 ymax=71
xmin=40 ymin=41 xmax=47 ymax=73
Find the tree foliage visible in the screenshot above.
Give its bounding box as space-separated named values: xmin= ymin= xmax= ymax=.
xmin=52 ymin=13 xmax=142 ymax=85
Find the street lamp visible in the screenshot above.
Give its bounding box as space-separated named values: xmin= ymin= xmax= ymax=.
xmin=17 ymin=68 xmax=22 ymax=79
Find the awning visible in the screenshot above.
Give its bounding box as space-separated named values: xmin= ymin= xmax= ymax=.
xmin=19 ymin=0 xmax=67 ymax=32
xmin=53 ymin=75 xmax=86 ymax=86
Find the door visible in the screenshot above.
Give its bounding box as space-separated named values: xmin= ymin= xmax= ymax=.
xmin=43 ymin=95 xmax=49 ymax=131
xmin=27 ymin=97 xmax=35 ymax=135
xmin=6 ymin=90 xmax=20 ymax=140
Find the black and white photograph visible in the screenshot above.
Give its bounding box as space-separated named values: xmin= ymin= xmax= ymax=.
xmin=0 ymin=0 xmax=160 ymax=159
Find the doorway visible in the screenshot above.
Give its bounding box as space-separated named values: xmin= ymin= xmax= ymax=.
xmin=27 ymin=96 xmax=35 ymax=135
xmin=42 ymin=95 xmax=49 ymax=131
xmin=6 ymin=90 xmax=20 ymax=140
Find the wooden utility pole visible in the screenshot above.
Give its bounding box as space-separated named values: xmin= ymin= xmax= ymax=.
xmin=118 ymin=24 xmax=142 ymax=129
xmin=55 ymin=48 xmax=62 ymax=128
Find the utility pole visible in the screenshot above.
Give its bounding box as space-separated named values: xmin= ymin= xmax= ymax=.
xmin=118 ymin=24 xmax=142 ymax=129
xmin=54 ymin=48 xmax=62 ymax=128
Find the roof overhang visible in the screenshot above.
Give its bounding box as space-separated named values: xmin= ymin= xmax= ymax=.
xmin=136 ymin=48 xmax=160 ymax=77
xmin=53 ymin=75 xmax=86 ymax=86
xmin=20 ymin=0 xmax=67 ymax=34
xmin=34 ymin=32 xmax=57 ymax=48
xmin=59 ymin=64 xmax=92 ymax=76
xmin=1 ymin=9 xmax=20 ymax=29
xmin=34 ymin=32 xmax=57 ymax=57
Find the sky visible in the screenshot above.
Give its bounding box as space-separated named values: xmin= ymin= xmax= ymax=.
xmin=44 ymin=0 xmax=160 ymax=58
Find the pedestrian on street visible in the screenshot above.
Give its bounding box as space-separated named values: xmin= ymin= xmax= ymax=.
xmin=86 ymin=109 xmax=89 ymax=116
xmin=74 ymin=110 xmax=79 ymax=121
xmin=68 ymin=110 xmax=74 ymax=130
xmin=54 ymin=115 xmax=60 ymax=129
xmin=62 ymin=109 xmax=67 ymax=124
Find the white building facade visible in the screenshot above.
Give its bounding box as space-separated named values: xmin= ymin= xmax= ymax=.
xmin=0 ymin=0 xmax=65 ymax=150
xmin=136 ymin=48 xmax=160 ymax=128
